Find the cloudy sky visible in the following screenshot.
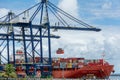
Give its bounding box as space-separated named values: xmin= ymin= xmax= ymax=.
xmin=0 ymin=0 xmax=120 ymax=74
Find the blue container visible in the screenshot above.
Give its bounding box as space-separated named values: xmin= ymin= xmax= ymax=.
xmin=0 ymin=65 xmax=4 ymax=71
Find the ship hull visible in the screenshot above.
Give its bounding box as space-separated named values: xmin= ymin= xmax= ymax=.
xmin=52 ymin=65 xmax=114 ymax=79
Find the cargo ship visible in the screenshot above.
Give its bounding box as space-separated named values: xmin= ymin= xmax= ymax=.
xmin=9 ymin=49 xmax=114 ymax=79
xmin=52 ymin=58 xmax=114 ymax=79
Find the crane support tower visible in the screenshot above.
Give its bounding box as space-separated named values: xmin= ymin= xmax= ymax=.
xmin=0 ymin=0 xmax=101 ymax=77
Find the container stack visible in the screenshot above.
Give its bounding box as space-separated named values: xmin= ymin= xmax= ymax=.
xmin=52 ymin=58 xmax=86 ymax=69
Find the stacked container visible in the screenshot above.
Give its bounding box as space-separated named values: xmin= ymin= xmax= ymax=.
xmin=72 ymin=62 xmax=77 ymax=68
xmin=16 ymin=66 xmax=23 ymax=71
xmin=66 ymin=62 xmax=72 ymax=68
xmin=53 ymin=61 xmax=60 ymax=69
xmin=35 ymin=57 xmax=40 ymax=63
xmin=77 ymin=58 xmax=85 ymax=68
xmin=60 ymin=62 xmax=66 ymax=69
xmin=72 ymin=58 xmax=78 ymax=68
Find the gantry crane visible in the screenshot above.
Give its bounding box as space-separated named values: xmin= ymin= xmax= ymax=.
xmin=0 ymin=0 xmax=101 ymax=77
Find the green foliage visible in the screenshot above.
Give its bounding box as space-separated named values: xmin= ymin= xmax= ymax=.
xmin=5 ymin=64 xmax=15 ymax=76
xmin=9 ymin=72 xmax=17 ymax=78
xmin=41 ymin=75 xmax=53 ymax=80
xmin=0 ymin=64 xmax=17 ymax=78
xmin=0 ymin=72 xmax=8 ymax=78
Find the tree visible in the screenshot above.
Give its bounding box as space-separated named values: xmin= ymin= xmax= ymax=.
xmin=0 ymin=64 xmax=17 ymax=78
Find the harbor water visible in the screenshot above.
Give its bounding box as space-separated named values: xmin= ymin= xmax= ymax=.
xmin=109 ymin=75 xmax=120 ymax=80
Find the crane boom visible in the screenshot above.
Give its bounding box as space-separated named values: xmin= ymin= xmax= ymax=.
xmin=0 ymin=22 xmax=101 ymax=31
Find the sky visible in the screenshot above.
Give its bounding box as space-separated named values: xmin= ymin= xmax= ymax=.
xmin=0 ymin=0 xmax=120 ymax=74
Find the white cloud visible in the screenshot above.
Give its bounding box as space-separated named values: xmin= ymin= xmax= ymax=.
xmin=80 ymin=0 xmax=120 ymax=20
xmin=51 ymin=26 xmax=120 ymax=73
xmin=58 ymin=0 xmax=79 ymax=18
xmin=92 ymin=0 xmax=120 ymax=18
xmin=102 ymin=1 xmax=112 ymax=9
xmin=91 ymin=9 xmax=120 ymax=19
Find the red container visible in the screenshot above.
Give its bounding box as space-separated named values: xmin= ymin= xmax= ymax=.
xmin=35 ymin=57 xmax=40 ymax=63
xmin=77 ymin=62 xmax=84 ymax=68
xmin=59 ymin=58 xmax=65 ymax=62
xmin=72 ymin=58 xmax=78 ymax=63
xmin=53 ymin=62 xmax=60 ymax=69
xmin=53 ymin=62 xmax=60 ymax=66
xmin=16 ymin=50 xmax=23 ymax=54
xmin=56 ymin=48 xmax=64 ymax=54
xmin=16 ymin=66 xmax=23 ymax=71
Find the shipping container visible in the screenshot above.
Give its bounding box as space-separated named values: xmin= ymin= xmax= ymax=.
xmin=72 ymin=58 xmax=78 ymax=63
xmin=52 ymin=57 xmax=59 ymax=61
xmin=78 ymin=59 xmax=84 ymax=63
xmin=35 ymin=57 xmax=40 ymax=63
xmin=60 ymin=62 xmax=66 ymax=69
xmin=16 ymin=59 xmax=21 ymax=64
xmin=77 ymin=62 xmax=84 ymax=68
xmin=16 ymin=66 xmax=23 ymax=71
xmin=72 ymin=62 xmax=77 ymax=68
xmin=56 ymin=48 xmax=64 ymax=54
xmin=53 ymin=62 xmax=60 ymax=66
xmin=66 ymin=62 xmax=72 ymax=68
xmin=53 ymin=66 xmax=60 ymax=69
xmin=59 ymin=58 xmax=65 ymax=62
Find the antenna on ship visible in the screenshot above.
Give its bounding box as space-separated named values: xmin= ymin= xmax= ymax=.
xmin=102 ymin=51 xmax=105 ymax=59
xmin=102 ymin=51 xmax=106 ymax=65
